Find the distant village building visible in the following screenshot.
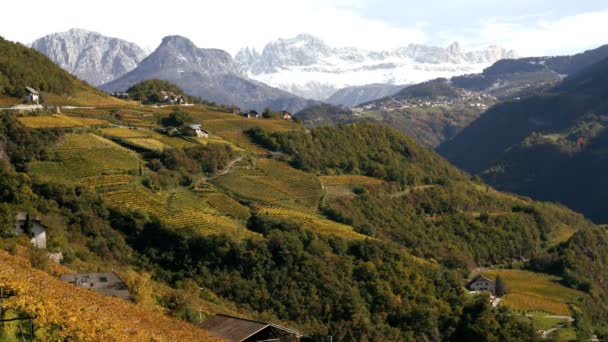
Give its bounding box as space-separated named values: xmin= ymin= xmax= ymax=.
xmin=113 ymin=92 xmax=130 ymax=99
xmin=282 ymin=111 xmax=292 ymax=120
xmin=24 ymin=86 xmax=39 ymax=104
xmin=241 ymin=110 xmax=260 ymax=119
xmin=60 ymin=272 xmax=131 ymax=300
xmin=468 ymin=275 xmax=496 ymax=294
xmin=185 ymin=124 xmax=209 ymax=138
xmin=159 ymin=90 xmax=185 ymax=104
xmin=199 ymin=314 xmax=303 ymax=342
xmin=14 ymin=212 xmax=47 ymax=249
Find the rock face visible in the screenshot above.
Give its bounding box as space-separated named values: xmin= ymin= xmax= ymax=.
xmin=32 ymin=28 xmax=148 ymax=86
xmin=235 ymin=34 xmax=517 ymax=100
xmin=100 ymin=36 xmax=316 ymax=112
xmin=325 ymin=84 xmax=405 ymax=107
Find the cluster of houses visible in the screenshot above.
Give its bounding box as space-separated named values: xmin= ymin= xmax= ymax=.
xmin=111 ymin=90 xmax=187 ymax=104
xmin=353 ymin=90 xmax=495 ymax=113
xmin=239 ymin=110 xmax=293 ymax=120
xmin=159 ymin=90 xmax=186 ymax=104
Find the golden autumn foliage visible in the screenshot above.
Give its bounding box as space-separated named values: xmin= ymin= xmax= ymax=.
xmin=0 ymin=250 xmax=222 ymax=341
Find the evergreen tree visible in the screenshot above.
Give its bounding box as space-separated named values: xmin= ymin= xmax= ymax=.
xmin=496 ymin=275 xmax=508 ymax=297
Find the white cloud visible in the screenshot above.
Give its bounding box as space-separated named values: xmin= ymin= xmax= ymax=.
xmin=1 ymin=1 xmax=606 ymax=57
xmin=442 ymin=10 xmax=608 ymax=56
xmin=0 ymin=0 xmax=425 ymax=54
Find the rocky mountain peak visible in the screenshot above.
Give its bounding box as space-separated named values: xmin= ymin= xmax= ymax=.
xmin=32 ymin=29 xmax=148 ymax=85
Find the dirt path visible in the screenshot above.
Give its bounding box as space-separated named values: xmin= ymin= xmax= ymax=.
xmin=208 ymin=156 xmax=243 ymax=180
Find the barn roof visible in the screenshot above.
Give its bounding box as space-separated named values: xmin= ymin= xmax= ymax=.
xmin=25 ymin=86 xmax=39 ymax=95
xmin=471 ymin=275 xmax=495 ymax=284
xmin=199 ymin=314 xmax=301 ymax=342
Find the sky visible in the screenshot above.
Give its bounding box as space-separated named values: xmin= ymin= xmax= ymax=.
xmin=1 ymin=0 xmax=607 ymax=57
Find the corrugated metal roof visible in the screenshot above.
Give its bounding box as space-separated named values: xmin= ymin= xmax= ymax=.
xmin=60 ymin=272 xmax=131 ymax=300
xmin=199 ymin=315 xmax=268 ymax=342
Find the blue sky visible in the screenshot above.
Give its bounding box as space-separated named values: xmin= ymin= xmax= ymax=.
xmin=1 ymin=0 xmax=607 ymax=56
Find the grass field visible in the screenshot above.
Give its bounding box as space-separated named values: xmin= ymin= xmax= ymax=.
xmin=481 ymin=269 xmax=584 ymax=315
xmin=0 ymin=95 xmax=19 ymax=105
xmin=213 ymin=158 xmax=322 ymax=211
xmin=527 ymin=313 xmax=570 ymax=330
xmin=17 ymin=114 xmax=108 ymax=128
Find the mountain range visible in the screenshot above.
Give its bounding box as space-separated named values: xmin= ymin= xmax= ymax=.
xmin=100 ymin=35 xmax=316 ymax=112
xmin=235 ymin=34 xmax=516 ymax=101
xmin=31 ymin=28 xmax=148 ymax=86
xmin=292 ymin=43 xmax=608 ymax=150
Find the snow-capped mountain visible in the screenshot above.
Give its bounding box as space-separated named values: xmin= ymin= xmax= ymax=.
xmin=235 ymin=34 xmax=517 ymax=100
xmin=325 ymin=84 xmax=405 ymax=107
xmin=32 ymin=28 xmax=148 ymax=86
xmin=101 ymin=35 xmax=316 ymax=112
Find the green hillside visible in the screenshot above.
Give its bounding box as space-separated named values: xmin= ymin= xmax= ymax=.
xmin=0 ymin=36 xmax=126 ymax=106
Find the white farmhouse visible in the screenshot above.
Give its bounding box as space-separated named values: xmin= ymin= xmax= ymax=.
xmin=24 ymin=86 xmax=40 ymax=104
xmin=14 ymin=212 xmax=47 ymax=249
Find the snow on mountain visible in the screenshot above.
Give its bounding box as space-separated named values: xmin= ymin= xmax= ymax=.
xmin=235 ymin=34 xmax=517 ymax=100
xmin=32 ymin=28 xmax=148 ymax=86
xmin=101 ymin=35 xmax=316 ymax=113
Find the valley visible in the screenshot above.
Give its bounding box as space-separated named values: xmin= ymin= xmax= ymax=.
xmin=1 ymin=9 xmax=608 ymax=340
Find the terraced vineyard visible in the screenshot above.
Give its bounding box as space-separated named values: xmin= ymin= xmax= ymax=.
xmin=17 ymin=114 xmax=108 ymax=128
xmin=319 ymin=175 xmax=384 ymax=186
xmin=0 ymin=251 xmax=219 ymax=341
xmin=256 ymin=205 xmax=368 ymax=241
xmin=82 ymin=174 xmax=134 ymax=190
xmin=29 ymin=133 xmax=139 ymax=182
xmin=213 ymin=158 xmax=322 ymax=211
xmin=481 ymin=269 xmax=585 ymax=315
xmin=101 ymin=127 xmax=201 ymax=149
xmin=124 ymin=138 xmax=167 ymax=151
xmin=201 ymin=192 xmax=251 ymax=220
xmin=214 ymin=131 xmax=268 ymax=153
xmin=102 ymin=188 xmax=259 ymax=240
xmin=204 ymin=117 xmax=295 ymax=134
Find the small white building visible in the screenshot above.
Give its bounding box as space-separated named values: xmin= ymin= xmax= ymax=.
xmin=186 ymin=124 xmax=209 ymax=138
xmin=24 ymin=86 xmax=40 ymax=104
xmin=14 ymin=212 xmax=47 ymax=249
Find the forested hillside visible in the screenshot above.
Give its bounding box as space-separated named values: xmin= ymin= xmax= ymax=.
xmin=0 ymin=36 xmax=125 ymax=106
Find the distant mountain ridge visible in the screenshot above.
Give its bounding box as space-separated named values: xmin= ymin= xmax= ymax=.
xmin=100 ymin=35 xmax=316 ymax=112
xmin=438 ymin=53 xmax=608 ymax=222
xmin=236 ymin=34 xmax=516 ymax=100
xmin=32 ymin=28 xmax=148 ymax=86
xmin=325 ymin=83 xmax=405 ymax=107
